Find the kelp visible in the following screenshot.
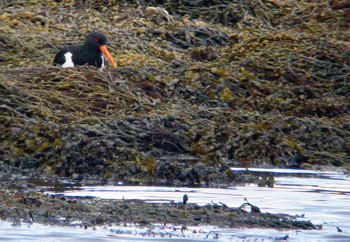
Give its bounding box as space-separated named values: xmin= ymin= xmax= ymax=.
xmin=0 ymin=0 xmax=349 ymax=185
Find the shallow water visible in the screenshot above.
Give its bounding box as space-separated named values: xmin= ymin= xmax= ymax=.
xmin=1 ymin=168 xmax=350 ymax=241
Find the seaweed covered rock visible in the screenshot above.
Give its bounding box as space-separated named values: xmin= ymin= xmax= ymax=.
xmin=0 ymin=0 xmax=350 ymax=185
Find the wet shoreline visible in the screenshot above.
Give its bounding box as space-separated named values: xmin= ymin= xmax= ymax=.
xmin=0 ymin=168 xmax=323 ymax=231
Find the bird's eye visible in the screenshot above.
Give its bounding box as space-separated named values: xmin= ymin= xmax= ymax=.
xmin=94 ymin=38 xmax=99 ymax=42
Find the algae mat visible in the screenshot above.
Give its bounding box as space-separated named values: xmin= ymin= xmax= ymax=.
xmin=0 ymin=0 xmax=350 ymax=186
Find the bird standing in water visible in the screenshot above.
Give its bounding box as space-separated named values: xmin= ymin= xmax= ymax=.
xmin=53 ymin=31 xmax=117 ymax=70
xmin=183 ymin=194 xmax=188 ymax=205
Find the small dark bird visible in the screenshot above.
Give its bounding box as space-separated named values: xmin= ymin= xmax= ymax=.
xmin=28 ymin=211 xmax=34 ymax=222
xmin=183 ymin=194 xmax=188 ymax=205
xmin=337 ymin=227 xmax=343 ymax=232
xmin=53 ymin=31 xmax=116 ymax=70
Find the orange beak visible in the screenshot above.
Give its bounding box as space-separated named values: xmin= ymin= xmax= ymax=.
xmin=100 ymin=45 xmax=117 ymax=68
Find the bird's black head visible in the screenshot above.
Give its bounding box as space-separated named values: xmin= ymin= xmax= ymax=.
xmin=84 ymin=32 xmax=107 ymax=50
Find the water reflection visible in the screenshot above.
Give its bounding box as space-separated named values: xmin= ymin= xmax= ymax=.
xmin=60 ymin=168 xmax=350 ymax=241
xmin=1 ymin=168 xmax=349 ymax=241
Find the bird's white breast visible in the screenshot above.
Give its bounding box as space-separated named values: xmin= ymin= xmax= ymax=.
xmin=99 ymin=56 xmax=105 ymax=71
xmin=62 ymin=52 xmax=74 ymax=68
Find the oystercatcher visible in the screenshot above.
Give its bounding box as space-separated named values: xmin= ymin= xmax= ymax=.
xmin=53 ymin=32 xmax=117 ymax=70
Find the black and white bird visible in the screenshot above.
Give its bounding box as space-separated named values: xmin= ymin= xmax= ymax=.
xmin=53 ymin=31 xmax=116 ymax=70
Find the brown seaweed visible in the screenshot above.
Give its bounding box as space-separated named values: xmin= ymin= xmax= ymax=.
xmin=0 ymin=0 xmax=349 ymax=185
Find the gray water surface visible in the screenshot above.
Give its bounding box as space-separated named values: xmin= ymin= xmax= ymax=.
xmin=1 ymin=168 xmax=349 ymax=241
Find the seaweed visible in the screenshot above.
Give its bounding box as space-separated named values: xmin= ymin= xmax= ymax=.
xmin=0 ymin=0 xmax=349 ymax=184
